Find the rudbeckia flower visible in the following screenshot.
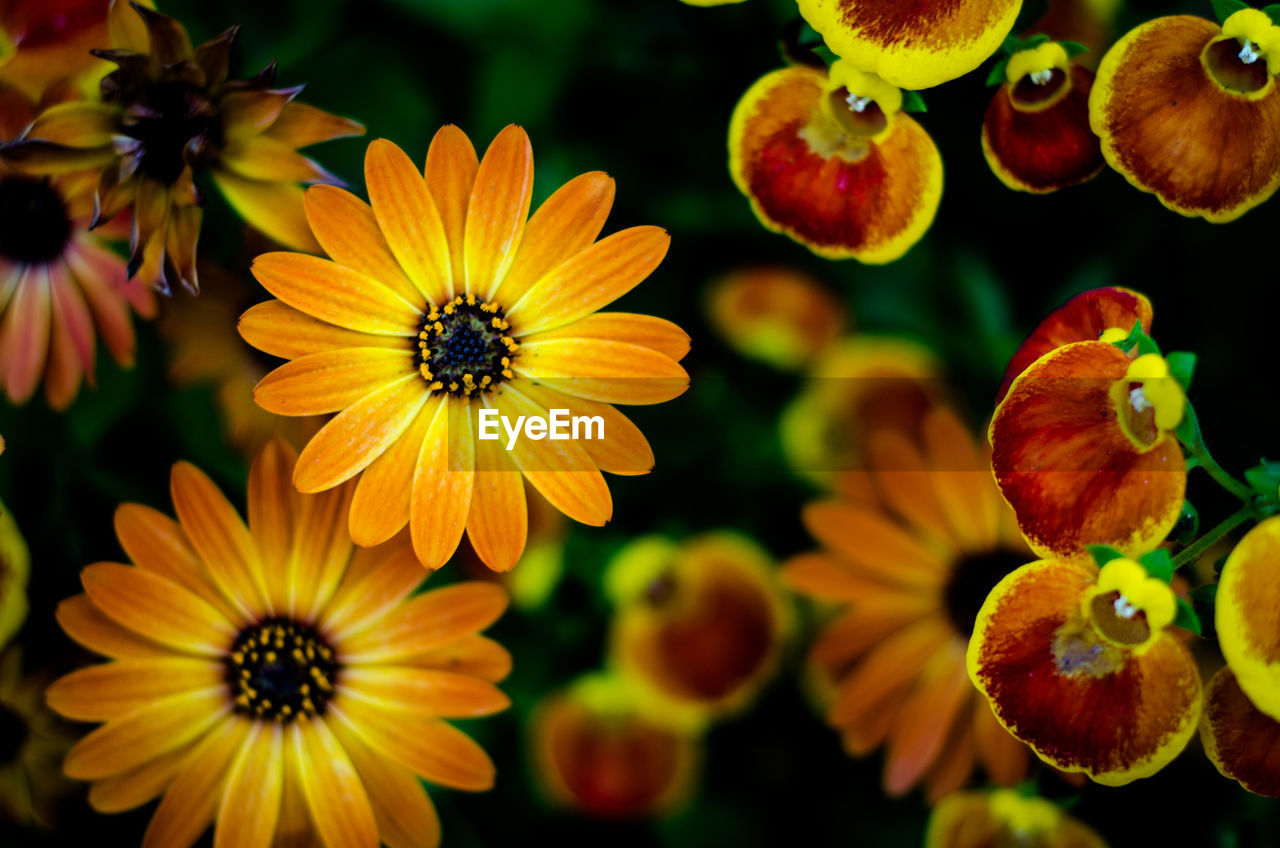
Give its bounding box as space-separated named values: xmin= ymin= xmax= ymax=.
xmin=796 ymin=0 xmax=1023 ymax=90
xmin=0 ymin=498 xmax=28 ymax=648
xmin=926 ymin=789 xmax=1108 ymax=848
xmin=0 ymin=649 xmax=76 ymax=825
xmin=606 ymin=533 xmax=787 ymax=724
xmin=983 ymin=41 xmax=1104 ymax=193
xmin=47 ymin=439 xmax=511 ymax=848
xmin=0 ymin=80 xmax=155 ymax=409
xmin=240 ymin=126 xmax=690 ymax=573
xmin=1090 ymin=9 xmax=1280 ymax=221
xmin=706 ymin=266 xmax=846 ymax=369
xmin=968 ymin=556 xmax=1202 ymax=784
xmin=4 ymin=2 xmax=364 ymax=293
xmin=781 ymin=335 xmax=943 ymax=488
xmin=991 ymin=342 xmax=1186 ymax=562
xmin=1201 ymin=666 xmax=1280 ymax=797
xmin=531 ymin=672 xmax=699 ymax=818
xmin=728 ymin=59 xmax=942 ymax=263
xmin=997 ymin=286 xmax=1152 ymax=404
xmin=784 ymin=406 xmax=1032 ymax=800
xmin=160 ymin=263 xmax=322 ymax=456
xmin=1215 ymin=515 xmax=1280 ymax=721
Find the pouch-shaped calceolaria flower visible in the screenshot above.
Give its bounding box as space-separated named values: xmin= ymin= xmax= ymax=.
xmin=968 ymin=556 xmax=1201 ymax=785
xmin=796 ymin=0 xmax=1023 ymax=90
xmin=1090 ymin=8 xmax=1280 ymax=221
xmin=983 ymin=41 xmax=1104 ymax=193
xmin=729 ymin=59 xmax=942 ymax=263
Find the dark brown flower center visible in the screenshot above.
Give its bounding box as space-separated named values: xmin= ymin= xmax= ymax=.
xmin=1010 ymin=67 xmax=1070 ymax=109
xmin=1203 ymin=38 xmax=1272 ymax=94
xmin=0 ymin=700 xmax=28 ymax=764
xmin=115 ymin=79 xmax=220 ymax=185
xmin=1089 ymin=590 xmax=1152 ymax=646
xmin=0 ymin=175 xmax=73 ymax=264
xmin=417 ymin=294 xmax=518 ymax=396
xmin=826 ymin=86 xmax=889 ymax=138
xmin=944 ymin=549 xmax=1028 ymax=636
xmin=225 ymin=618 xmax=338 ymax=723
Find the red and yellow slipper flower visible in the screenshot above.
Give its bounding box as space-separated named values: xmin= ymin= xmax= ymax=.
xmin=160 ymin=263 xmax=323 ymax=456
xmin=706 ymin=266 xmax=846 ymax=370
xmin=991 ymin=341 xmax=1186 ymax=562
xmin=796 ymin=0 xmax=1023 ymax=90
xmin=0 ymin=650 xmax=77 ymax=826
xmin=781 ymin=335 xmax=944 ymax=489
xmin=997 ymin=286 xmax=1153 ymax=404
xmin=968 ymin=555 xmax=1202 ymax=784
xmin=531 ymin=672 xmax=699 ymax=818
xmin=983 ymin=40 xmax=1104 ymax=193
xmin=606 ymin=533 xmax=787 ymax=725
xmin=240 ymin=126 xmax=689 ymax=573
xmin=1215 ymin=515 xmax=1280 ymax=721
xmin=0 ymin=80 xmax=155 ymax=410
xmin=4 ymin=2 xmax=363 ymax=293
xmin=728 ymin=59 xmax=942 ymax=263
xmin=926 ymin=789 xmax=1108 ymax=848
xmin=1201 ymin=666 xmax=1280 ymax=797
xmin=784 ymin=406 xmax=1033 ymax=800
xmin=1090 ymin=8 xmax=1280 ymax=221
xmin=0 ymin=498 xmax=29 ymax=648
xmin=47 ymin=439 xmax=511 ymax=848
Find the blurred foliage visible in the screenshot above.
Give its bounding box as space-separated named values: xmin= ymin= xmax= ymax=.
xmin=3 ymin=0 xmax=1280 ymax=845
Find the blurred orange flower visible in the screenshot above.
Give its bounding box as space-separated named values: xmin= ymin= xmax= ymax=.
xmin=241 ymin=126 xmax=689 ymax=572
xmin=0 ymin=0 xmax=138 ymax=98
xmin=706 ymin=266 xmax=846 ymax=370
xmin=48 ymin=439 xmax=511 ymax=847
xmin=606 ymin=533 xmax=788 ymax=725
xmin=785 ymin=406 xmax=1032 ymax=801
xmin=927 ymin=789 xmax=1108 ymax=848
xmin=531 ymin=672 xmax=699 ymax=818
xmin=0 ymin=649 xmax=77 ymax=826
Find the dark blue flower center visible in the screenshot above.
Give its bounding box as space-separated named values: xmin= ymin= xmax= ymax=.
xmin=417 ymin=294 xmax=517 ymax=396
xmin=224 ymin=618 xmax=338 ymax=723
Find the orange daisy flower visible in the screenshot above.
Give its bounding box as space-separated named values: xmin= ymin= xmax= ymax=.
xmin=240 ymin=126 xmax=689 ymax=572
xmin=705 ymin=266 xmax=846 ymax=370
xmin=606 ymin=533 xmax=788 ymax=725
xmin=797 ymin=0 xmax=1023 ymax=90
xmin=728 ymin=59 xmax=942 ymax=263
xmin=5 ymin=2 xmax=363 ymax=293
xmin=927 ymin=789 xmax=1108 ymax=848
xmin=531 ymin=671 xmax=699 ymax=819
xmin=983 ymin=41 xmax=1104 ymax=193
xmin=991 ymin=340 xmax=1186 ymax=563
xmin=0 ymin=649 xmax=77 ymax=826
xmin=0 ymin=80 xmax=155 ymax=409
xmin=968 ymin=555 xmax=1201 ymax=785
xmin=996 ymin=286 xmax=1152 ymax=404
xmin=1090 ymin=9 xmax=1280 ymax=221
xmin=1202 ymin=665 xmax=1280 ymax=798
xmin=783 ymin=406 xmax=1032 ymax=801
xmin=47 ymin=439 xmax=511 ymax=848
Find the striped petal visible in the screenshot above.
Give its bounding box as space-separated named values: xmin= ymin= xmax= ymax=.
xmin=302 ymin=185 xmax=419 ymax=303
xmin=513 ymin=338 xmax=688 ymax=406
xmin=366 ymin=138 xmax=453 ymax=305
xmin=47 ymin=658 xmax=223 ymax=722
xmin=212 ymin=171 xmax=321 ymax=253
xmin=339 ymin=667 xmax=509 ymax=718
xmin=65 ymin=689 xmax=228 ymax=780
xmin=248 ymin=439 xmax=299 ymax=610
xmin=464 ymin=125 xmax=533 ymax=297
xmin=214 ymin=724 xmax=284 ymax=848
xmin=424 ymin=124 xmax=479 ymax=292
xmin=289 ymin=718 xmax=379 ymax=848
xmin=254 ymin=348 xmax=417 ymax=416
xmin=409 ymin=397 xmax=474 ymax=568
xmin=141 ymin=718 xmax=251 ymax=848
xmin=81 ymin=564 xmax=234 ymax=656
xmin=349 ymin=395 xmax=439 ymax=547
xmin=251 ymin=252 xmax=421 ymax=336
xmin=505 ymin=226 xmax=669 ymax=336
xmin=515 ymin=382 xmax=654 ymax=475
xmin=88 ymin=746 xmax=191 ymax=813
xmin=524 ymin=312 xmax=689 ymax=362
xmin=801 ymin=501 xmax=948 ymax=588
xmin=340 ymin=582 xmax=508 ymax=662
xmin=1 ymin=266 xmax=51 ymax=405
xmin=55 ymin=594 xmax=173 ymax=660
xmin=239 ymin=300 xmax=391 ymax=360
xmin=320 ymin=544 xmax=425 ymax=638
xmin=464 ymin=429 xmax=527 ymax=572
xmin=289 ymin=482 xmax=357 ymax=620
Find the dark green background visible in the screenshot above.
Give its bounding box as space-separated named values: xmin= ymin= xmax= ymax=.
xmin=2 ymin=0 xmax=1278 ymax=844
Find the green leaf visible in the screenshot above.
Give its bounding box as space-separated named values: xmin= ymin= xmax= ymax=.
xmin=1060 ymin=41 xmax=1090 ymax=58
xmin=1024 ymin=33 xmax=1051 ymax=49
xmin=1174 ymin=597 xmax=1202 ymax=636
xmin=1087 ymin=544 xmax=1126 ymax=568
xmin=900 ymin=90 xmax=927 ymax=113
xmin=1244 ymin=459 xmax=1280 ymax=498
xmin=1175 ymin=402 xmax=1201 ymax=449
xmin=1264 ymin=3 xmax=1280 ymax=25
xmin=1165 ymin=351 xmax=1197 ymax=392
xmin=1212 ymin=0 xmax=1252 ymax=23
xmin=1141 ymin=548 xmax=1175 ymax=583
xmin=1170 ymin=501 xmax=1200 ymax=545
xmin=986 ymin=57 xmax=1011 ymax=87
xmin=1191 ymin=583 xmax=1218 ymax=606
xmin=1113 ymin=319 xmax=1161 ymax=356
xmin=1001 ymin=35 xmax=1024 ymax=54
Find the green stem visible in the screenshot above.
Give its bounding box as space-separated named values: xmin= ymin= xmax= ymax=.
xmin=1171 ymin=505 xmax=1254 ymax=570
xmin=1180 ymin=402 xmax=1255 ymax=502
